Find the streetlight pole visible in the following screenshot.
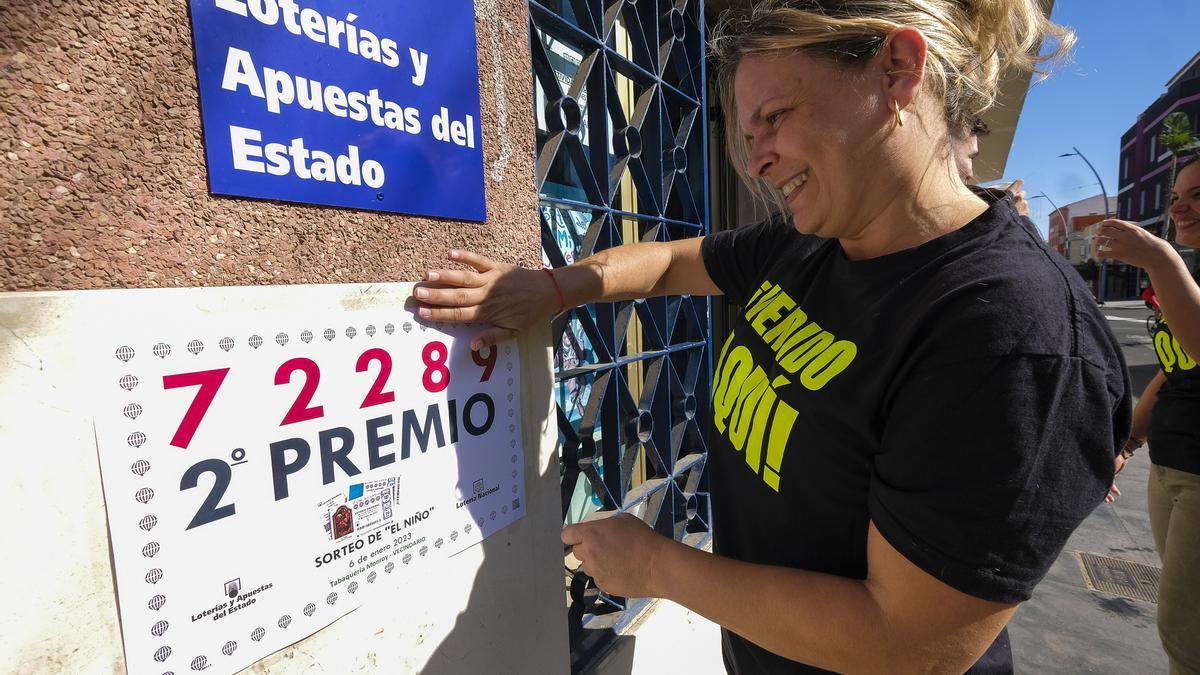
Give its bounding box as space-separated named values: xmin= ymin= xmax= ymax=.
xmin=1034 ymin=191 xmax=1065 ymax=227
xmin=1033 ymin=191 xmax=1093 ymax=275
xmin=1031 ymin=191 xmax=1067 ymax=248
xmin=1060 ymin=146 xmax=1113 ymax=303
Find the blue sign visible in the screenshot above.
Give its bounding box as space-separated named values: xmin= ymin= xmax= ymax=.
xmin=189 ymin=0 xmax=486 ymax=221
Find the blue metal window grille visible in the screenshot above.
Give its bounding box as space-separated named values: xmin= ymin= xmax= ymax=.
xmin=528 ymin=0 xmax=713 ymax=667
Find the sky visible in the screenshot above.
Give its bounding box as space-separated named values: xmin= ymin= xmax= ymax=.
xmin=999 ymin=0 xmax=1200 ymax=239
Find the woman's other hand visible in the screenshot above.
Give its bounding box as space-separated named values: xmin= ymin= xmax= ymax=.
xmin=1092 ymin=219 xmax=1175 ymax=271
xmin=1105 ymin=453 xmax=1129 ymax=503
xmin=417 ymin=249 xmax=557 ymax=350
xmin=1105 ymin=480 xmax=1121 ymax=503
xmin=562 ymin=512 xmax=669 ymax=599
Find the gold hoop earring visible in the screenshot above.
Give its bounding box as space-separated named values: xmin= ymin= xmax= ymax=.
xmin=893 ymin=100 xmax=904 ymax=128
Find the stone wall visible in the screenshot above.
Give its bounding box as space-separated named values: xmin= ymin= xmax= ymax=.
xmin=0 ymin=0 xmax=538 ymax=290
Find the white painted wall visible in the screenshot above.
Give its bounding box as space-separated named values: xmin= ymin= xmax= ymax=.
xmin=0 ymin=284 xmax=569 ymax=674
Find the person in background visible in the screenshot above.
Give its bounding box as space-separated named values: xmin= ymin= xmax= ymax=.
xmin=1142 ymin=280 xmax=1161 ymax=314
xmin=418 ymin=1 xmax=1130 ymax=672
xmin=1095 ymin=154 xmax=1200 ymax=675
xmin=955 ymin=118 xmax=988 ymax=183
xmin=956 ymin=118 xmax=1031 ymax=217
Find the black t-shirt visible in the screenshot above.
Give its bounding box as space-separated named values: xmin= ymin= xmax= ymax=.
xmin=700 ymin=192 xmax=1131 ymax=674
xmin=1149 ymin=315 xmax=1200 ymax=474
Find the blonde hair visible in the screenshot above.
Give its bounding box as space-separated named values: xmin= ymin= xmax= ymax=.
xmin=711 ymin=0 xmax=1074 ymax=189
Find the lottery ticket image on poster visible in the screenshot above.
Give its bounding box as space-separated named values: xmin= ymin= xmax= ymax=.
xmin=92 ymin=309 xmax=525 ymax=675
xmin=319 ymin=477 xmax=398 ymax=542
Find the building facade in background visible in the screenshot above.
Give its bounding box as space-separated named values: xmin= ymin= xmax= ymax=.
xmin=1047 ymin=194 xmax=1129 ymax=299
xmin=1117 ymin=50 xmax=1200 ymax=274
xmin=1050 ymin=194 xmax=1117 ymax=262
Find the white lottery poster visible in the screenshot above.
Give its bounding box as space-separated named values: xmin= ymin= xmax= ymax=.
xmin=93 ymin=309 xmax=525 ymax=675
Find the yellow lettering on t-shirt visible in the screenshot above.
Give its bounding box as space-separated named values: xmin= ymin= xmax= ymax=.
xmin=709 ymin=280 xmax=860 ymax=492
xmin=729 ymin=366 xmax=769 ymax=457
xmin=779 ymin=331 xmax=835 ymax=372
xmin=1174 ymin=337 xmax=1196 ymax=371
xmin=763 ymin=305 xmax=810 ymax=350
xmin=1156 ymin=331 xmax=1178 ymax=373
xmin=749 ymin=292 xmax=796 ymax=337
xmin=744 ymin=280 xmax=775 ymax=312
xmin=713 ymin=341 xmax=754 ymax=433
xmin=799 ymin=340 xmax=858 ymax=391
xmin=744 ymin=284 xmax=784 ymax=324
xmin=764 ymin=393 xmax=798 ymax=492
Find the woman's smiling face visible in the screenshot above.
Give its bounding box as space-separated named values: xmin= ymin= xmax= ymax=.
xmin=735 ymin=51 xmax=889 ymax=240
xmin=1169 ymin=161 xmax=1200 ymax=248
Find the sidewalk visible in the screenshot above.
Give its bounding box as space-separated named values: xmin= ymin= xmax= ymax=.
xmin=1007 ymin=451 xmax=1166 ymax=672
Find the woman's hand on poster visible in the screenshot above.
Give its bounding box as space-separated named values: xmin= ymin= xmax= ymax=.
xmin=563 ymin=512 xmax=669 ymax=599
xmin=1092 ymin=219 xmax=1174 ymax=271
xmin=417 ymin=250 xmax=554 ymax=350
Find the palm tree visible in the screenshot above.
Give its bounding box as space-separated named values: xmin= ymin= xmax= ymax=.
xmin=1160 ymin=112 xmax=1199 ymax=239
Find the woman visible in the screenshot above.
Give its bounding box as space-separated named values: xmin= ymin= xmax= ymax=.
xmin=417 ymin=1 xmax=1131 ymax=672
xmin=1095 ymin=155 xmax=1200 ymax=675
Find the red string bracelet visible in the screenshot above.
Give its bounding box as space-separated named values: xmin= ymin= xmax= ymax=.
xmin=541 ymin=267 xmax=566 ymax=314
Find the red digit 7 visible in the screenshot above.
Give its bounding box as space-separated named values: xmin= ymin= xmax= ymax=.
xmin=275 ymin=358 xmax=324 ymax=425
xmin=163 ymin=368 xmax=230 ymax=449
